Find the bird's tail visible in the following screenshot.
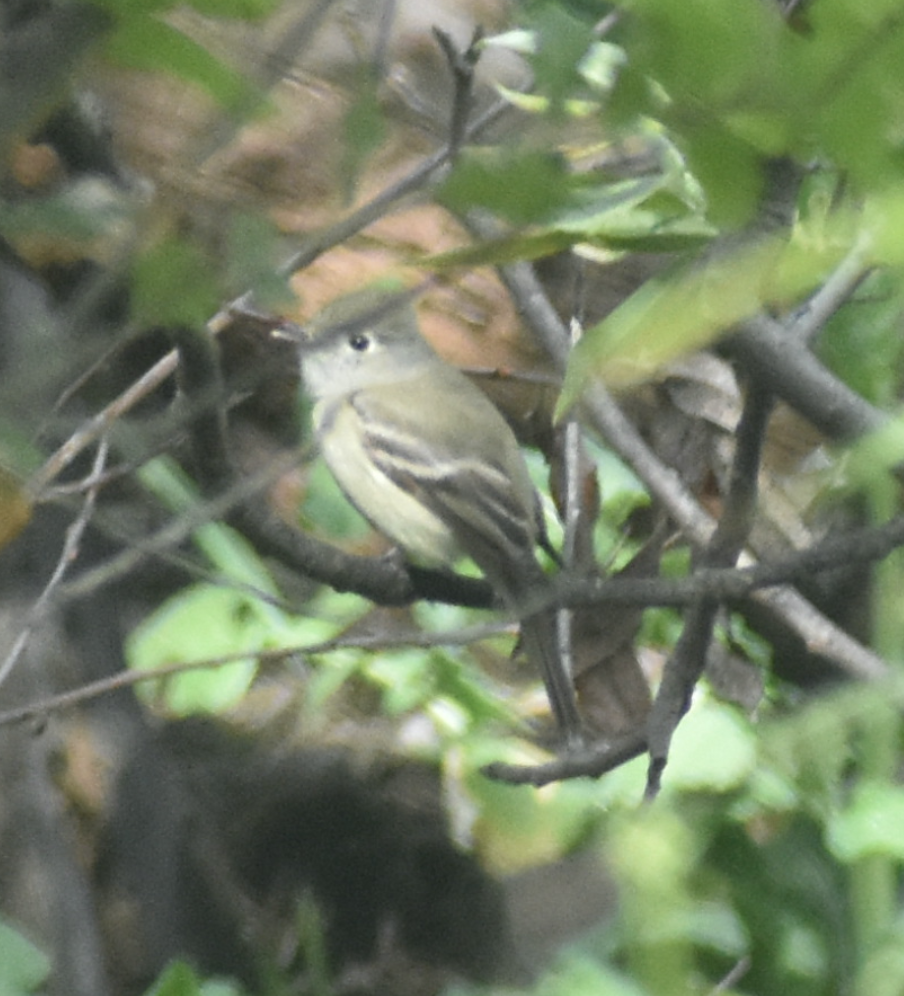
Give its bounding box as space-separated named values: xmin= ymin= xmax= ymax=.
xmin=519 ymin=607 xmax=583 ymax=747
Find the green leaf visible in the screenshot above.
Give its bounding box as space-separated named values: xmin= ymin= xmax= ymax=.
xmin=526 ymin=2 xmax=597 ymax=111
xmin=132 ymin=236 xmax=221 ymax=328
xmin=533 ymin=954 xmax=649 ymax=996
xmin=0 ymin=921 xmax=50 ymax=996
xmin=679 ymin=122 xmax=765 ymax=228
xmin=856 ymin=920 xmax=904 ymax=996
xmin=103 ymin=15 xmax=258 ymax=112
xmin=427 ymin=172 xmax=712 ymax=269
xmin=817 ymin=270 xmax=904 ymax=406
xmin=142 ymin=959 xmax=246 ymax=996
xmin=143 ymin=961 xmax=200 ymax=996
xmin=341 ymin=79 xmax=388 ymax=202
xmin=364 ymin=648 xmax=434 ymax=715
xmin=462 ymin=743 xmax=602 ymax=872
xmin=437 ymin=148 xmax=572 ymax=225
xmin=224 ymin=212 xmax=294 ymax=310
xmin=557 ymin=229 xmax=846 ymax=408
xmin=664 ymin=700 xmax=757 ymax=793
xmin=827 ymin=782 xmax=904 ymax=861
xmin=300 ymin=457 xmax=374 ymax=545
xmin=138 ymin=458 xmax=278 ymax=595
xmin=126 ymin=584 xmax=263 ymax=715
xmin=0 ymin=182 xmax=134 ymax=258
xmin=180 ymin=0 xmax=282 ymax=19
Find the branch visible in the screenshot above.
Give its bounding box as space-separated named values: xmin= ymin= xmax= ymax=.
xmin=0 ymin=619 xmax=515 ymax=729
xmin=726 ymin=313 xmax=883 ymax=441
xmin=497 ymin=260 xmax=889 ymax=684
xmin=645 ymin=383 xmax=774 ymax=798
xmin=483 ymin=728 xmax=647 ymax=785
xmin=170 ymin=319 xmax=495 ymax=609
xmin=432 ymin=25 xmax=484 ymax=162
xmin=0 ymin=438 xmax=108 ymax=693
xmin=278 ymin=89 xmax=518 ymax=278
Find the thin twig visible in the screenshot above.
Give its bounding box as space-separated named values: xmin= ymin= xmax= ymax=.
xmin=646 ymin=384 xmax=775 ymax=799
xmin=496 ymin=258 xmax=889 ymax=682
xmin=709 ymin=956 xmax=752 ymax=994
xmin=788 ymin=241 xmax=872 ymax=345
xmin=433 ymin=25 xmax=484 ymax=162
xmin=0 ymin=619 xmax=518 ymax=729
xmin=556 ymin=313 xmax=586 ymax=721
xmin=483 ymin=727 xmax=647 ymax=785
xmin=0 ymin=438 xmax=109 ymax=693
xmin=278 ymin=90 xmax=518 ymax=277
xmin=27 ymin=348 xmax=179 ymax=500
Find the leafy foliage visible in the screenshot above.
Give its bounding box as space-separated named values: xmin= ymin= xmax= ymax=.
xmin=0 ymin=921 xmax=50 ymax=996
xmin=5 ymin=0 xmax=904 ymax=994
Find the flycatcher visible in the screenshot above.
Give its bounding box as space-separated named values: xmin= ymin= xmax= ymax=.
xmin=290 ymin=287 xmax=582 ymax=743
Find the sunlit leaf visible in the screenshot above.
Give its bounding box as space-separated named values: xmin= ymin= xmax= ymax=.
xmin=664 ymin=700 xmax=757 ymax=793
xmin=0 ymin=920 xmax=50 ymax=995
xmin=126 ymin=583 xmax=263 ymax=716
xmin=558 ymin=230 xmax=847 ymax=406
xmin=526 ymin=2 xmax=597 ymax=111
xmin=827 ymin=782 xmax=904 ymax=861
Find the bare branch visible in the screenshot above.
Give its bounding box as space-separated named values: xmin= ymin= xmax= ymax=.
xmin=0 ymin=438 xmax=109 ymax=692
xmin=646 ymin=383 xmax=774 ymax=798
xmin=483 ymin=728 xmax=647 ymax=785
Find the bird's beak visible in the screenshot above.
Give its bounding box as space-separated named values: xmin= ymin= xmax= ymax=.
xmin=271 ymin=320 xmax=309 ymax=346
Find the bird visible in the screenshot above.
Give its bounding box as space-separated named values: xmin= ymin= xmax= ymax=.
xmin=289 ymin=287 xmax=582 ymax=744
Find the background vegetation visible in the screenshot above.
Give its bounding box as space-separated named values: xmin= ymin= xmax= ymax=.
xmin=2 ymin=1 xmax=904 ymax=994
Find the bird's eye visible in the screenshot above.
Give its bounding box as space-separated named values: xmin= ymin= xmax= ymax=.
xmin=348 ymin=332 xmax=371 ymax=352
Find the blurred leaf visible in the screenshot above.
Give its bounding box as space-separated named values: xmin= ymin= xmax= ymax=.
xmin=143 ymin=960 xmax=199 ymax=996
xmin=428 ymin=173 xmax=712 ymax=269
xmin=855 ymin=921 xmax=904 ymax=996
xmin=0 ymin=181 xmax=134 ymax=265
xmin=138 ymin=458 xmax=278 ymax=595
xmin=223 ymin=212 xmax=293 ymax=310
xmin=132 ymin=235 xmax=221 ymax=328
xmin=527 ymin=954 xmax=649 ymax=996
xmin=142 ymin=960 xmax=246 ymax=996
xmin=462 ymin=742 xmax=602 ymax=872
xmin=679 ymin=122 xmax=765 ymax=228
xmin=526 ymin=2 xmax=597 ymax=111
xmin=437 ymin=148 xmax=573 ymax=225
xmin=300 ymin=457 xmax=374 ymax=545
xmin=665 ymin=700 xmax=758 ymax=793
xmin=626 ymin=0 xmax=790 ymax=111
xmin=341 ymin=79 xmax=387 ymax=203
xmin=0 ymin=920 xmax=50 ymax=996
xmin=0 ymin=466 xmax=32 ymax=551
xmin=827 ymin=782 xmax=904 ymax=862
xmin=126 ymin=583 xmax=262 ymax=716
xmin=180 ymin=0 xmax=282 ymax=19
xmin=558 ymin=228 xmax=847 ymax=405
xmin=364 ymin=648 xmax=434 ymax=715
xmin=817 ymin=270 xmax=904 ymax=407
xmin=103 ymin=15 xmax=258 ymax=112
xmin=843 ymin=417 xmax=904 ymax=497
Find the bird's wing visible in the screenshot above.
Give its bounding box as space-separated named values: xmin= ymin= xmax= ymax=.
xmin=350 ymin=372 xmax=540 ymax=595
